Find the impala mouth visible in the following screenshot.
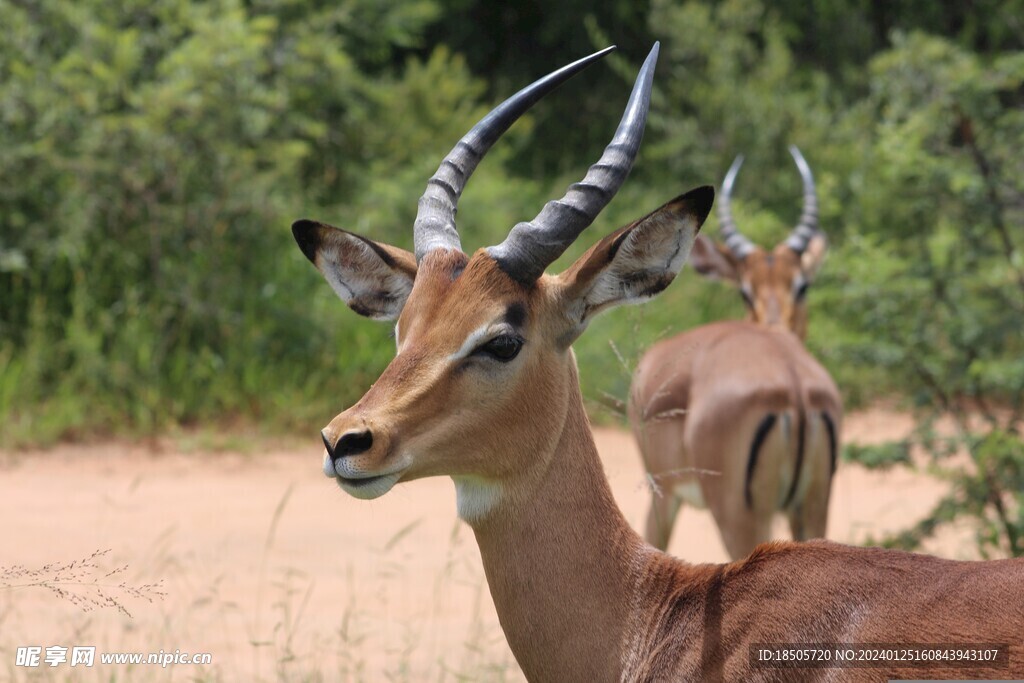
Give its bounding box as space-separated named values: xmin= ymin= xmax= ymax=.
xmin=322 ymin=453 xmax=406 ymax=500
xmin=337 ymin=472 xmax=389 ymax=488
xmin=334 ymin=471 xmax=403 ymax=499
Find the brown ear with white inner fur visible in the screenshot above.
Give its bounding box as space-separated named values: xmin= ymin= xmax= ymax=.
xmin=292 ymin=219 xmax=417 ymax=321
xmin=553 ymin=186 xmax=714 ymax=345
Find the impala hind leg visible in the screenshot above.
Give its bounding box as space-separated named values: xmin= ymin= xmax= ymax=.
xmin=787 ymin=472 xmax=831 ymax=541
xmin=645 ymin=491 xmax=682 ymax=551
xmin=694 ymin=415 xmax=779 ymax=561
xmin=636 ymin=418 xmax=689 ymax=551
xmin=788 ymin=489 xmax=829 ymax=541
xmin=788 ymin=414 xmax=835 ymax=542
xmin=709 ymin=503 xmax=774 ymax=561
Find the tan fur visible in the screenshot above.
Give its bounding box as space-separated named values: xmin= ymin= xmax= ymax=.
xmin=625 ymin=540 xmax=1024 ymax=682
xmin=631 ymin=235 xmax=841 ymax=559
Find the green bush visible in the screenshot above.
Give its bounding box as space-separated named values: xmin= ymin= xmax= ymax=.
xmin=1 ymin=0 xmax=1022 ymax=557
xmin=0 ymin=0 xmax=515 ymax=442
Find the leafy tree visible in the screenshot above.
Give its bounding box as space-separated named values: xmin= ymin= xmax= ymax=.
xmin=0 ymin=0 xmax=516 ymax=440
xmin=836 ymin=32 xmax=1024 ymax=556
xmin=423 ymin=0 xmax=652 ymax=177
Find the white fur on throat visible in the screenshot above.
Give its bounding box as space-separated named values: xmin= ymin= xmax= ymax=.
xmin=452 ymin=475 xmax=504 ymax=524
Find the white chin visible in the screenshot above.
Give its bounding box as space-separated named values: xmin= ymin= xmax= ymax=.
xmin=336 ymin=472 xmax=401 ymax=500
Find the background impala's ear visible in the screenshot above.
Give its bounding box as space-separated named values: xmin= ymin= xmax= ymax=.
xmin=799 ymin=232 xmax=829 ymax=282
xmin=292 ymin=220 xmax=417 ymax=321
xmin=688 ymin=234 xmax=742 ymax=283
xmin=553 ymin=185 xmax=714 ymax=345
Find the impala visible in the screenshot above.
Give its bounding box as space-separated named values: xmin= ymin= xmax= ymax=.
xmin=629 ymin=149 xmax=842 ymax=560
xmin=294 ymin=44 xmax=1023 ymax=682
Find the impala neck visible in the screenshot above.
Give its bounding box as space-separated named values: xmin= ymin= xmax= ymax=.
xmin=466 ymin=359 xmax=651 ymax=682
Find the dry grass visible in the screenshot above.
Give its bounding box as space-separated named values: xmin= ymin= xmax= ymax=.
xmin=1 ymin=550 xmax=165 ymax=619
xmin=0 ymin=442 xmax=524 ymax=682
xmin=0 ymin=518 xmax=520 ymax=683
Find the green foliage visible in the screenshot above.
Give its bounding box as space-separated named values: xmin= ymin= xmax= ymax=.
xmin=825 ymin=32 xmax=1024 ymax=556
xmin=423 ymin=0 xmax=653 ymax=177
xmin=877 ymin=427 xmax=1024 ymax=559
xmin=1 ymin=0 xmax=1022 ymax=558
xmin=842 ymin=441 xmax=912 ymax=470
xmin=0 ymin=0 xmax=519 ymax=443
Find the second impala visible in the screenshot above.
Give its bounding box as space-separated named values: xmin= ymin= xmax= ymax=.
xmin=630 ymin=148 xmax=842 ymax=560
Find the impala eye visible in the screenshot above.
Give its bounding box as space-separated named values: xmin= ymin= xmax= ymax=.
xmin=475 ymin=335 xmax=523 ymax=362
xmin=794 ymin=281 xmax=810 ymax=300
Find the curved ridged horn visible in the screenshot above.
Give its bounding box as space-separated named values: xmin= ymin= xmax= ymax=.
xmin=413 ymin=46 xmax=616 ymax=263
xmin=784 ymin=145 xmax=821 ymax=254
xmin=717 ymin=155 xmax=757 ymax=259
xmin=487 ymin=43 xmax=661 ymax=283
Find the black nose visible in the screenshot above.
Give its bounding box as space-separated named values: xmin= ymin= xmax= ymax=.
xmin=322 ymin=429 xmax=373 ymax=464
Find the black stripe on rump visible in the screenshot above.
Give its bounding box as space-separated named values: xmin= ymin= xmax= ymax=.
xmin=745 ymin=414 xmax=777 ymax=509
xmin=822 ymin=411 xmax=838 ymax=477
xmin=782 ymin=410 xmax=807 ymax=509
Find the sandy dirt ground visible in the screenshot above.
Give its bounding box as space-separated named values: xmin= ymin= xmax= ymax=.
xmin=0 ymin=408 xmax=980 ymax=682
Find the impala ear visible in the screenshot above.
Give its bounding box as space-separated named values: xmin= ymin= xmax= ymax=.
xmin=553 ymin=186 xmax=714 ymax=345
xmin=292 ymin=220 xmax=417 ymax=321
xmin=799 ymin=233 xmax=828 ymax=282
xmin=689 ymin=234 xmax=742 ymax=283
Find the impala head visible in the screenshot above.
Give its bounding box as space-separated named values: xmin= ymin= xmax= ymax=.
xmin=292 ymin=44 xmax=713 ymax=515
xmin=689 ymin=146 xmax=827 ymax=338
